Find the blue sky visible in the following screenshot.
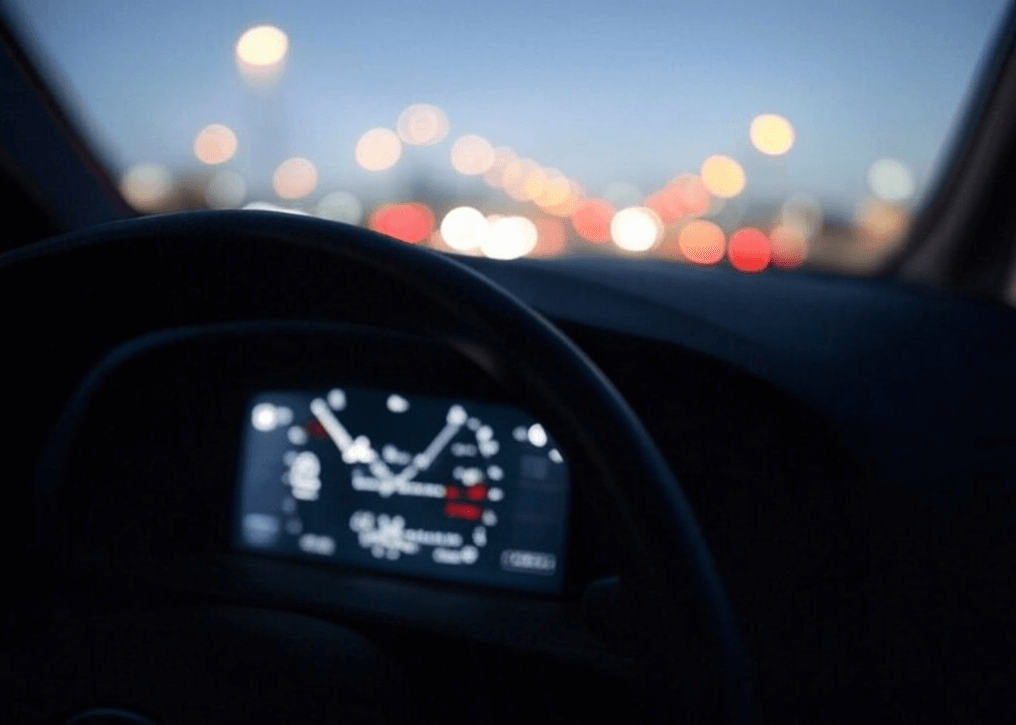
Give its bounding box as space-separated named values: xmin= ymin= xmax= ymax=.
xmin=5 ymin=0 xmax=1010 ymax=215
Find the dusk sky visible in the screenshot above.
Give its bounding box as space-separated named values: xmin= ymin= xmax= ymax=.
xmin=5 ymin=0 xmax=1010 ymax=217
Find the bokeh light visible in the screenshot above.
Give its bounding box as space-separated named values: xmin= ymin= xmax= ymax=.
xmin=781 ymin=195 xmax=824 ymax=239
xmin=646 ymin=174 xmax=711 ymax=223
xmin=533 ymin=217 xmax=567 ymax=257
xmin=397 ymin=103 xmax=449 ymax=146
xmin=243 ymin=201 xmax=308 ymax=215
xmin=483 ymin=147 xmax=516 ymax=187
xmin=571 ymin=199 xmax=614 ymax=243
xmin=611 ymin=207 xmax=662 ymax=252
xmin=369 ymin=202 xmax=435 ymax=244
xmin=272 ymin=157 xmax=318 ymax=199
xmin=750 ymin=114 xmax=795 ymax=156
xmin=193 ymin=124 xmax=238 ymax=165
xmin=769 ymin=225 xmax=809 ymax=269
xmin=855 ymin=197 xmax=908 ymax=242
xmin=235 ymin=25 xmax=288 ymax=81
xmin=728 ymin=227 xmax=771 ymax=272
xmin=502 ymin=158 xmax=540 ymax=202
xmin=440 ymin=206 xmax=489 ymax=251
xmin=868 ymin=158 xmax=915 ymax=201
xmin=542 ymin=180 xmax=584 ymax=217
xmin=534 ymin=171 xmax=572 ymax=208
xmin=701 ymin=155 xmax=746 ymax=198
xmin=316 ymin=191 xmax=363 ymax=224
xmin=678 ymin=220 xmax=726 ymax=265
xmin=121 ymin=163 xmax=173 ymax=211
xmin=481 ymin=216 xmax=538 ymax=259
xmin=450 ymin=135 xmax=495 ymax=176
xmin=355 ymin=128 xmax=402 ymax=172
xmin=205 ymin=169 xmax=246 ymax=209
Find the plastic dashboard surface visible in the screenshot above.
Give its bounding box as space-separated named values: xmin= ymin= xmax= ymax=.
xmin=40 ymin=323 xmax=595 ymax=603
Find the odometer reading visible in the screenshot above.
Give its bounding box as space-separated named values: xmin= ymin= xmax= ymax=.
xmin=235 ymin=387 xmax=569 ymax=593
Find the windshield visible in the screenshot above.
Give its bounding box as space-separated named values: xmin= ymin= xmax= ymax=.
xmin=4 ymin=0 xmax=1010 ymax=273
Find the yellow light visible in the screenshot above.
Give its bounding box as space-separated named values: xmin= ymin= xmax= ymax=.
xmin=678 ymin=220 xmax=725 ymax=265
xmin=193 ymin=124 xmax=238 ymax=166
xmin=272 ymin=157 xmax=318 ymax=200
xmin=502 ymin=158 xmax=540 ymax=202
xmin=355 ymin=128 xmax=402 ymax=171
xmin=236 ymin=25 xmax=288 ymax=67
xmin=700 ymin=155 xmax=746 ymax=199
xmin=483 ymin=147 xmax=516 ymax=188
xmin=450 ymin=135 xmax=495 ymax=176
xmin=749 ymin=114 xmax=794 ymax=156
xmin=610 ymin=207 xmax=662 ymax=252
xmin=397 ymin=104 xmax=449 ymax=146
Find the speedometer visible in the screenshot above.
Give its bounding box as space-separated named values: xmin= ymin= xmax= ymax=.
xmin=235 ymin=386 xmax=569 ymax=593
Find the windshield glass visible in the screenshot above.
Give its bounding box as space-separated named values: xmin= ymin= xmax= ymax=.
xmin=5 ymin=0 xmax=1010 ymax=273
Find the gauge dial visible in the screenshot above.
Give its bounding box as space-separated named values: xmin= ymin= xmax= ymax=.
xmin=236 ymin=386 xmax=569 ymax=591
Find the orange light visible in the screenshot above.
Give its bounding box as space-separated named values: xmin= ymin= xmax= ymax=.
xmin=646 ymin=174 xmax=711 ymax=223
xmin=532 ymin=217 xmax=567 ymax=257
xmin=769 ymin=225 xmax=809 ymax=269
xmin=678 ymin=220 xmax=726 ymax=265
xmin=728 ymin=228 xmax=771 ymax=272
xmin=272 ymin=157 xmax=318 ymax=199
xmin=502 ymin=159 xmax=540 ymax=202
xmin=571 ymin=199 xmax=614 ymax=244
xmin=369 ymin=203 xmax=435 ymax=244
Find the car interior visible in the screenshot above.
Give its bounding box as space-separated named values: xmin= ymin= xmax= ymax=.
xmin=2 ymin=3 xmax=1016 ymax=724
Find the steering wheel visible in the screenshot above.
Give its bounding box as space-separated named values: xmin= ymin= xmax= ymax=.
xmin=0 ymin=211 xmax=752 ymax=724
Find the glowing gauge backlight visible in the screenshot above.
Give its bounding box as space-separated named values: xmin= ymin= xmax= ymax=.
xmin=235 ymin=387 xmax=569 ymax=593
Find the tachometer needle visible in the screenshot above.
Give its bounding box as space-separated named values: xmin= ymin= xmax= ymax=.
xmin=309 ymin=398 xmax=354 ymax=453
xmin=395 ymin=405 xmax=466 ymax=483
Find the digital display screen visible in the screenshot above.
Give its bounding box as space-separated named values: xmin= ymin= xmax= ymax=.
xmin=235 ymin=386 xmax=569 ymax=593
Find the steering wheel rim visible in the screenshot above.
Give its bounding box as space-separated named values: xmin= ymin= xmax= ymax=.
xmin=1 ymin=210 xmax=752 ymax=724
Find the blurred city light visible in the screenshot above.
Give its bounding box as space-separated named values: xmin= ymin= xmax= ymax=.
xmin=678 ymin=220 xmax=726 ymax=265
xmin=272 ymin=157 xmax=318 ymax=199
xmin=533 ymin=217 xmax=567 ymax=257
xmin=450 ymin=135 xmax=495 ymax=175
xmin=749 ymin=114 xmax=795 ymax=156
xmin=611 ymin=207 xmax=662 ymax=252
xmin=397 ymin=104 xmax=450 ymax=146
xmin=440 ymin=206 xmax=489 ymax=251
xmin=855 ymin=197 xmax=908 ymax=242
xmin=769 ymin=225 xmax=809 ymax=269
xmin=481 ymin=216 xmax=538 ymax=259
xmin=205 ymin=169 xmax=246 ymax=209
xmin=701 ymin=155 xmax=746 ymax=198
xmin=502 ymin=158 xmax=541 ymax=202
xmin=728 ymin=227 xmax=771 ymax=272
xmin=235 ymin=25 xmax=288 ymax=81
xmin=868 ymin=158 xmax=915 ymax=201
xmin=646 ymin=174 xmax=711 ymax=223
xmin=193 ymin=124 xmax=238 ymax=165
xmin=781 ymin=194 xmax=824 ymax=239
xmin=369 ymin=202 xmax=435 ymax=244
xmin=121 ymin=163 xmax=173 ymax=211
xmin=355 ymin=128 xmax=402 ymax=171
xmin=534 ymin=171 xmax=572 ymax=208
xmin=571 ymin=199 xmax=614 ymax=243
xmin=316 ymin=191 xmax=363 ymax=224
xmin=483 ymin=147 xmax=516 ymax=188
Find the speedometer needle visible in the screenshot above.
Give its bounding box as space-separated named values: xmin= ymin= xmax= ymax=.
xmin=394 ymin=404 xmax=466 ymax=483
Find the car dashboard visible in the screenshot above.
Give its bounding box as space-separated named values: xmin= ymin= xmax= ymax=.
xmin=5 ymin=241 xmax=1016 ymax=724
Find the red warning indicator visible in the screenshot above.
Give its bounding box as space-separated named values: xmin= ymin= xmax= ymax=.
xmin=444 ymin=502 xmax=482 ymax=521
xmin=466 ymin=484 xmax=487 ymax=501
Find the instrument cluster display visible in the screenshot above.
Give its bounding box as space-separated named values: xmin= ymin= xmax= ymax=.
xmin=235 ymin=385 xmax=569 ymax=592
